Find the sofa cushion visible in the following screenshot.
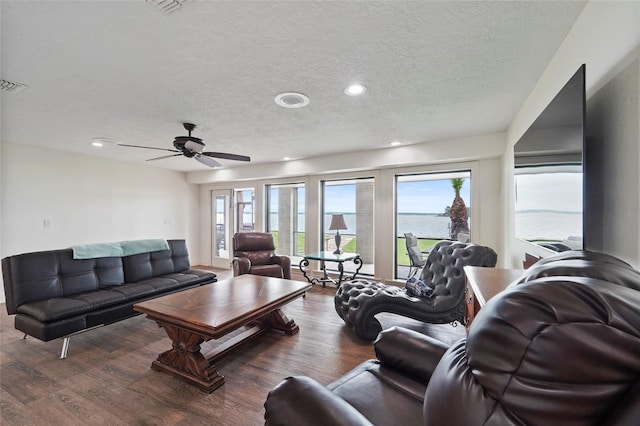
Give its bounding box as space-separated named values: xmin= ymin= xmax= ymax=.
xmin=16 ymin=288 xmax=126 ymax=322
xmin=183 ymin=268 xmax=216 ymax=281
xmin=424 ymin=277 xmax=640 ymax=426
xmin=123 ymin=241 xmax=191 ymax=282
xmin=2 ymin=250 xmax=64 ymax=313
xmin=161 ymin=271 xmax=211 ymax=286
xmin=167 ymin=240 xmax=191 ymax=271
xmin=136 ymin=276 xmax=183 ymax=292
xmin=109 ymin=283 xmax=156 ymax=299
xmin=95 ymin=257 xmax=126 ymax=287
xmin=16 ymin=298 xmax=90 ymax=322
xmin=123 ymin=252 xmax=155 ymax=282
xmin=328 ymin=360 xmax=425 ymax=425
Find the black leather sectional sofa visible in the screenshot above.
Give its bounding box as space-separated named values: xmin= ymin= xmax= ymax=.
xmin=265 ymin=250 xmax=640 ymax=425
xmin=2 ymin=239 xmax=216 ymax=357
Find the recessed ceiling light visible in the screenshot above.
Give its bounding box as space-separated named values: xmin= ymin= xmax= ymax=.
xmin=390 ymin=141 xmax=402 ymax=146
xmin=274 ymin=92 xmax=310 ymax=109
xmin=282 ymin=156 xmax=291 ymax=161
xmin=344 ymin=83 xmax=366 ymax=96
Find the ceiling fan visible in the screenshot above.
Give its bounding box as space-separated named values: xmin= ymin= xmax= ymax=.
xmin=118 ymin=123 xmax=251 ymax=168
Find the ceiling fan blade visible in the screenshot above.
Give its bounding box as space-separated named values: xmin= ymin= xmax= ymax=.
xmin=118 ymin=143 xmax=180 ymax=153
xmin=147 ymin=154 xmax=183 ymax=161
xmin=202 ymin=151 xmax=251 ymax=162
xmin=184 ymin=140 xmax=204 ymax=153
xmin=194 ymin=153 xmax=221 ymax=168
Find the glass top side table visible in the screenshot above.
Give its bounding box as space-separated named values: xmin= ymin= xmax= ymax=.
xmin=299 ymin=251 xmax=363 ymax=288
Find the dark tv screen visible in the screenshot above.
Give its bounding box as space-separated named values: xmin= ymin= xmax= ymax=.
xmin=514 ymin=65 xmax=586 ymax=252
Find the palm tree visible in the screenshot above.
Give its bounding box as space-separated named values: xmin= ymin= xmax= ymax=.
xmin=449 ymin=178 xmax=469 ymax=240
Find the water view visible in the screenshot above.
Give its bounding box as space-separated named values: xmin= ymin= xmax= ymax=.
xmin=515 ymin=211 xmax=582 ymax=241
xmin=270 ymin=212 xmax=454 ymax=240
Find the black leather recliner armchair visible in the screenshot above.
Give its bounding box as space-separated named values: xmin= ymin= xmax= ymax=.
xmin=335 ymin=240 xmax=497 ymax=340
xmin=232 ymin=232 xmax=291 ymax=279
xmin=265 ymin=250 xmax=640 ymax=425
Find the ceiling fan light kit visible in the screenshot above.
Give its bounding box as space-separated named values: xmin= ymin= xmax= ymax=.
xmin=91 ymin=137 xmax=119 ymax=148
xmin=118 ymin=122 xmax=250 ymax=168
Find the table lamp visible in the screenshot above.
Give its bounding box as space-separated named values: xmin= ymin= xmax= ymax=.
xmin=329 ymin=214 xmax=348 ymax=254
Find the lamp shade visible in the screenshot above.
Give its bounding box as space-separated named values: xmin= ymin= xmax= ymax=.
xmin=329 ymin=214 xmax=347 ymax=231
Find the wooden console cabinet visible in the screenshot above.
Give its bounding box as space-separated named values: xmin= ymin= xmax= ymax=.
xmin=464 ymin=266 xmax=523 ymax=330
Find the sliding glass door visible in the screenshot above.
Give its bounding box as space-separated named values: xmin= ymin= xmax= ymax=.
xmin=266 ymin=182 xmax=305 ymax=264
xmin=395 ymin=171 xmax=471 ymax=279
xmin=211 ymin=189 xmax=232 ymax=268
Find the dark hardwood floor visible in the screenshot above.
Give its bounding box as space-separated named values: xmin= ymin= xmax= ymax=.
xmin=0 ymin=268 xmax=464 ymax=426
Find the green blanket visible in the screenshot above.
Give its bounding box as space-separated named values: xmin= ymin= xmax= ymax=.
xmin=72 ymin=239 xmax=170 ymax=259
xmin=121 ymin=239 xmax=170 ymax=256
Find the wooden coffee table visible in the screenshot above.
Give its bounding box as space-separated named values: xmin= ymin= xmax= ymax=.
xmin=133 ymin=274 xmax=310 ymax=393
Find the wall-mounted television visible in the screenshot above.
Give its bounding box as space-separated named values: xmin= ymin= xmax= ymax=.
xmin=514 ymin=64 xmax=586 ymax=252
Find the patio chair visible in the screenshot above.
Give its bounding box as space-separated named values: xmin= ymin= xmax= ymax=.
xmin=404 ymin=232 xmax=427 ymax=278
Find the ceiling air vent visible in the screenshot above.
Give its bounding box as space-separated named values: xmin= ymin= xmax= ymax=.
xmin=147 ymin=0 xmax=192 ymax=14
xmin=0 ymin=79 xmax=27 ymax=93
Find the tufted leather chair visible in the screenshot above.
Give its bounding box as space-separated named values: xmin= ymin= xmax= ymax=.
xmin=232 ymin=232 xmax=291 ymax=279
xmin=335 ymin=240 xmax=497 ymax=340
xmin=265 ymin=250 xmax=640 ymax=426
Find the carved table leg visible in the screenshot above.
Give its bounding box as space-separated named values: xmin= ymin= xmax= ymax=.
xmin=152 ymin=322 xmax=224 ymax=393
xmin=261 ymin=308 xmax=300 ymax=335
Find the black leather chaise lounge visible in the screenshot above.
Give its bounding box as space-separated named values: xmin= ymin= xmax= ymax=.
xmin=335 ymin=240 xmax=497 ymax=340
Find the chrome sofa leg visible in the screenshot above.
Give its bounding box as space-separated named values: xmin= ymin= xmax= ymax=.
xmin=60 ymin=337 xmax=70 ymax=359
xmin=22 ymin=333 xmax=28 ymax=340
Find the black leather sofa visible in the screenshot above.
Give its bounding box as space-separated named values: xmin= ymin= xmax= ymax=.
xmin=264 ymin=250 xmax=640 ymax=425
xmin=2 ymin=239 xmax=216 ymax=357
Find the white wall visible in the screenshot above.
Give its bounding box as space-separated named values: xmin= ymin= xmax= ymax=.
xmin=586 ymin=56 xmax=639 ymax=264
xmin=0 ymin=142 xmax=202 ymax=303
xmin=504 ymin=1 xmax=640 ymax=268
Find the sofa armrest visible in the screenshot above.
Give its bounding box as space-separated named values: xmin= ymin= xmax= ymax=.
xmin=265 ymin=376 xmax=373 ymax=426
xmin=272 ymin=255 xmax=291 ymax=279
xmin=232 ymin=257 xmax=251 ymax=276
xmin=374 ymin=326 xmax=450 ymax=383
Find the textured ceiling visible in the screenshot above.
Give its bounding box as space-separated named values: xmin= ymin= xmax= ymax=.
xmin=1 ymin=1 xmax=586 ymax=172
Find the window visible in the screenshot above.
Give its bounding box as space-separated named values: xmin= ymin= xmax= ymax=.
xmin=322 ymin=178 xmax=374 ymax=276
xmin=213 ymin=193 xmax=227 ymax=258
xmin=235 ymin=189 xmax=254 ymax=233
xmin=266 ymin=183 xmax=305 ymax=260
xmin=395 ymin=171 xmax=471 ymax=279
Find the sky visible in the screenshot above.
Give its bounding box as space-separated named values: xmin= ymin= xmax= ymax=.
xmin=321 ymin=179 xmax=470 ymax=214
xmin=397 ymin=180 xmax=470 ymax=214
xmin=515 ymin=172 xmax=582 ymax=212
xmin=268 ymin=178 xmax=471 ymax=214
